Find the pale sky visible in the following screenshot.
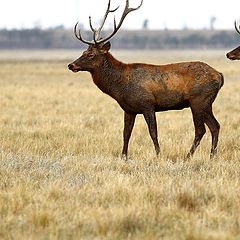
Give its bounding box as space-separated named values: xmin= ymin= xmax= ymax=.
xmin=1 ymin=0 xmax=240 ymax=30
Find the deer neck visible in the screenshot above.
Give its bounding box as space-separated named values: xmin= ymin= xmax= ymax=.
xmin=91 ymin=53 xmax=126 ymax=99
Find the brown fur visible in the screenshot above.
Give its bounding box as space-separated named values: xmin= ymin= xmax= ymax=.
xmin=68 ymin=42 xmax=224 ymax=159
xmin=226 ymin=46 xmax=240 ymax=60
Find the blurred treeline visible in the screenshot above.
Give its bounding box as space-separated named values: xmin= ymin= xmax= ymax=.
xmin=0 ymin=28 xmax=239 ymax=49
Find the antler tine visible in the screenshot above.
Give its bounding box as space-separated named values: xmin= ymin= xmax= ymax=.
xmin=96 ymin=0 xmax=143 ymax=45
xmin=126 ymin=0 xmax=143 ymax=13
xmin=89 ymin=0 xmax=120 ymax=43
xmin=234 ymin=20 xmax=240 ymax=35
xmin=89 ymin=16 xmax=95 ymax=33
xmin=74 ymin=22 xmax=94 ymax=45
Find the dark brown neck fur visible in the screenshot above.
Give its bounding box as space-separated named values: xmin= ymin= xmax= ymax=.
xmin=91 ymin=53 xmax=127 ymax=100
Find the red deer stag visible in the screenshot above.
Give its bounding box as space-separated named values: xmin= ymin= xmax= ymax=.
xmin=226 ymin=21 xmax=240 ymax=60
xmin=68 ymin=0 xmax=224 ymax=159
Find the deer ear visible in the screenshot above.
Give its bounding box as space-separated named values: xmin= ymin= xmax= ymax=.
xmin=102 ymin=41 xmax=111 ymax=53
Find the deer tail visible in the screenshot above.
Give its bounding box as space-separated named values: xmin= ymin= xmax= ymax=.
xmin=219 ymin=73 xmax=224 ymax=89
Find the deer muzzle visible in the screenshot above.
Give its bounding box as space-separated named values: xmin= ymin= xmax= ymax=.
xmin=68 ymin=63 xmax=79 ymax=72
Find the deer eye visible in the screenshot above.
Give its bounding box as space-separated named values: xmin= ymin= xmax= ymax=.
xmin=88 ymin=53 xmax=95 ymax=59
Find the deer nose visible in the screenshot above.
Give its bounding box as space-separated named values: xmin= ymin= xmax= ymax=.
xmin=68 ymin=64 xmax=74 ymax=70
xmin=226 ymin=53 xmax=229 ymax=58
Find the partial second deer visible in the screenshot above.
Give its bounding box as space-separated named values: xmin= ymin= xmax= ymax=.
xmin=226 ymin=21 xmax=240 ymax=60
xmin=68 ymin=0 xmax=224 ymax=159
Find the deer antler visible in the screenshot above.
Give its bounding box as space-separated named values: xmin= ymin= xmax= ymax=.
xmin=96 ymin=0 xmax=143 ymax=45
xmin=89 ymin=0 xmax=119 ymax=43
xmin=234 ymin=20 xmax=240 ymax=35
xmin=74 ymin=0 xmax=143 ymax=45
xmin=74 ymin=22 xmax=94 ymax=45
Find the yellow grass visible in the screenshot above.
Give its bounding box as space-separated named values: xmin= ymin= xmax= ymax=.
xmin=0 ymin=49 xmax=240 ymax=239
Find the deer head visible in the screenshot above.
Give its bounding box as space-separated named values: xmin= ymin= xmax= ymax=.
xmin=68 ymin=0 xmax=143 ymax=72
xmin=226 ymin=20 xmax=240 ymax=60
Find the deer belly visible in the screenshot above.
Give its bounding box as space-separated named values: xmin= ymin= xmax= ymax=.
xmin=116 ymin=89 xmax=189 ymax=114
xmin=154 ymin=89 xmax=189 ymax=111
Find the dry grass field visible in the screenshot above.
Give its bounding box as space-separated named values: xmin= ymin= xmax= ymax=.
xmin=0 ymin=49 xmax=240 ymax=240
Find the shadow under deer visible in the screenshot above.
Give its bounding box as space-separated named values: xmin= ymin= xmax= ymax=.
xmin=68 ymin=0 xmax=224 ymax=159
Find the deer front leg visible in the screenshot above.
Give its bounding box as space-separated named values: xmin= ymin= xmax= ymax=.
xmin=143 ymin=111 xmax=160 ymax=156
xmin=122 ymin=112 xmax=136 ymax=159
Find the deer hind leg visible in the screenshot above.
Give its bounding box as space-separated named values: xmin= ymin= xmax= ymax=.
xmin=186 ymin=106 xmax=206 ymax=159
xmin=204 ymin=106 xmax=220 ymax=158
xmin=143 ymin=111 xmax=160 ymax=156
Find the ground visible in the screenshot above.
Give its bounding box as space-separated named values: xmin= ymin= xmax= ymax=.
xmin=0 ymin=49 xmax=240 ymax=239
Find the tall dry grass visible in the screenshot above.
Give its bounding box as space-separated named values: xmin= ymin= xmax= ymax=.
xmin=0 ymin=49 xmax=240 ymax=240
